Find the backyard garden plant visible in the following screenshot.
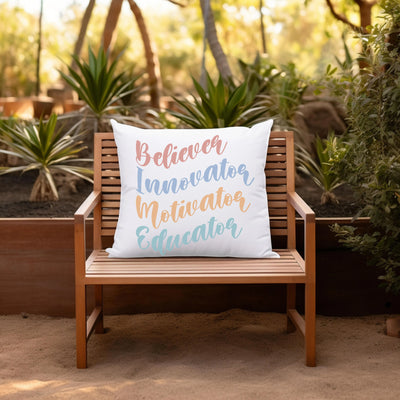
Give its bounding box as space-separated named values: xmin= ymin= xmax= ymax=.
xmin=59 ymin=45 xmax=148 ymax=132
xmin=239 ymin=55 xmax=308 ymax=129
xmin=169 ymin=71 xmax=268 ymax=128
xmin=297 ymin=132 xmax=349 ymax=205
xmin=0 ymin=114 xmax=93 ymax=201
xmin=332 ymin=0 xmax=400 ymax=295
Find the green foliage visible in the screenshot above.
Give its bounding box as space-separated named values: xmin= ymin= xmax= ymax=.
xmin=169 ymin=72 xmax=268 ymax=128
xmin=59 ymin=46 xmax=133 ymax=118
xmin=239 ymin=55 xmax=308 ymax=128
xmin=0 ymin=4 xmax=37 ymax=96
xmin=297 ymin=133 xmax=349 ymax=204
xmin=331 ymin=0 xmax=400 ymax=294
xmin=0 ymin=114 xmax=92 ymax=202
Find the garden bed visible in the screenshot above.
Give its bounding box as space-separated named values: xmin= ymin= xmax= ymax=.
xmin=0 ymin=171 xmax=362 ymax=218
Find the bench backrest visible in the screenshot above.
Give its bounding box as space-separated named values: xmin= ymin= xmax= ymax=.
xmin=93 ymin=130 xmax=295 ymax=246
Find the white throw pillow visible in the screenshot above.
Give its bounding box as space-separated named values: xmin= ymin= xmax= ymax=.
xmin=106 ymin=119 xmax=279 ymax=258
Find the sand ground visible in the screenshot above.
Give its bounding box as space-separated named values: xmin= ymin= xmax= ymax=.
xmin=1 ymin=309 xmax=400 ymax=399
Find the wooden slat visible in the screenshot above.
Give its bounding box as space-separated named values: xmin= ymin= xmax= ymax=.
xmin=102 ymin=170 xmax=120 ymax=177
xmin=266 ymin=178 xmax=286 ymax=185
xmin=102 ymin=200 xmax=120 ymax=207
xmin=102 ymin=178 xmax=121 ymax=185
xmin=101 ymin=228 xmax=116 ymax=236
xmin=101 ymin=163 xmax=120 ymax=169
xmin=268 ymin=200 xmax=287 ymax=208
xmin=268 ymin=208 xmax=288 ymax=216
xmin=83 ymin=249 xmax=306 ymax=284
xmin=102 ymin=186 xmax=121 ymax=193
xmin=270 ymin=220 xmax=288 ymax=228
xmin=267 ymin=147 xmax=287 ymax=154
xmin=268 ymin=194 xmax=287 ymax=201
xmin=267 ymin=154 xmax=286 ymax=162
xmin=266 ymin=186 xmax=287 ymax=193
xmin=266 ymin=170 xmax=287 ymax=177
xmin=102 ymin=221 xmax=118 ymax=228
xmin=102 ymin=194 xmax=121 ymax=200
xmin=101 ymin=155 xmax=119 ymax=162
xmin=270 ymin=228 xmax=288 ymax=236
xmin=102 ymin=148 xmax=118 ymax=155
xmin=102 ymin=140 xmax=116 ymax=147
xmin=265 ymin=162 xmax=287 ymax=169
xmin=101 ymin=209 xmax=120 ymax=216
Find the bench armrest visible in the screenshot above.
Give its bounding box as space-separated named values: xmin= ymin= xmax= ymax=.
xmin=287 ymin=192 xmax=315 ymax=275
xmin=75 ymin=191 xmax=101 ymax=278
xmin=74 ymin=191 xmax=101 ymax=223
xmin=287 ymin=192 xmax=315 ymax=223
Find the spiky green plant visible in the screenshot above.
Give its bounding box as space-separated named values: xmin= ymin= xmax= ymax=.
xmin=59 ymin=46 xmax=138 ymax=127
xmin=169 ymin=72 xmax=268 ymax=128
xmin=0 ymin=114 xmax=93 ymax=201
xmin=297 ymin=133 xmax=348 ymax=204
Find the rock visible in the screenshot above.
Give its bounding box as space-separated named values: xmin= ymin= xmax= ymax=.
xmin=294 ymin=99 xmax=347 ymax=153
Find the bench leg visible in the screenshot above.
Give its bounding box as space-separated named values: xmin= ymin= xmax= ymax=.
xmin=305 ymin=281 xmax=316 ymax=367
xmin=76 ymin=283 xmax=87 ymax=369
xmin=94 ymin=285 xmax=105 ymax=334
xmin=286 ymin=284 xmax=296 ymax=333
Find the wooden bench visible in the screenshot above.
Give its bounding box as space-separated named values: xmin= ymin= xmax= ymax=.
xmin=74 ymin=130 xmax=316 ymax=368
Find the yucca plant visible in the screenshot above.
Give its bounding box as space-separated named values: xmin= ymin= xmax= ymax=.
xmin=59 ymin=46 xmax=142 ymax=130
xmin=297 ymin=133 xmax=348 ymax=205
xmin=169 ymin=72 xmax=268 ymax=128
xmin=0 ymin=114 xmax=93 ymax=201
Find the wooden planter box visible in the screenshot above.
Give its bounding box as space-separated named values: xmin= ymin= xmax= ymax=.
xmin=0 ymin=218 xmax=399 ymax=317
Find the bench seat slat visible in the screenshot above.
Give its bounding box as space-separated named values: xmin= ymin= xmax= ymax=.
xmin=85 ymin=250 xmax=305 ymax=282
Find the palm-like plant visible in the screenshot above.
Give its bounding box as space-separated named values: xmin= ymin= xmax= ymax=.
xmin=59 ymin=46 xmax=143 ymax=130
xmin=169 ymin=72 xmax=268 ymax=128
xmin=297 ymin=133 xmax=348 ymax=205
xmin=0 ymin=114 xmax=93 ymax=201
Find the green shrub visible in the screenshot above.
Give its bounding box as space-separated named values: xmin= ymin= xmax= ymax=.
xmin=331 ymin=0 xmax=400 ymax=294
xmin=239 ymin=55 xmax=308 ymax=128
xmin=297 ymin=133 xmax=348 ymax=205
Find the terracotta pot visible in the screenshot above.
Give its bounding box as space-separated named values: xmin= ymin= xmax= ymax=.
xmin=386 ymin=316 xmax=400 ymax=338
xmin=0 ymin=97 xmax=33 ymax=118
xmin=63 ymin=100 xmax=85 ymax=113
xmin=32 ymin=96 xmax=55 ymax=119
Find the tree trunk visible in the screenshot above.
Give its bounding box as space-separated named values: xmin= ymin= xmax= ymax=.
xmin=70 ymin=0 xmax=96 ymax=72
xmin=199 ymin=0 xmax=232 ymax=81
xmin=358 ymin=0 xmax=374 ymax=32
xmin=325 ymin=0 xmax=378 ymax=70
xmin=325 ymin=0 xmax=377 ymax=33
xmin=102 ymin=0 xmax=123 ymax=51
xmin=259 ymin=0 xmax=267 ymax=54
xmin=36 ymin=0 xmax=43 ymax=96
xmin=127 ymin=0 xmax=162 ymax=109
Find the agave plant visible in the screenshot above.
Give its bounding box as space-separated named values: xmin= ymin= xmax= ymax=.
xmin=169 ymin=72 xmax=268 ymax=128
xmin=59 ymin=46 xmax=146 ymax=130
xmin=0 ymin=114 xmax=93 ymax=201
xmin=297 ymin=133 xmax=348 ymax=205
